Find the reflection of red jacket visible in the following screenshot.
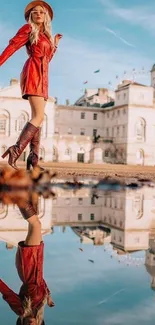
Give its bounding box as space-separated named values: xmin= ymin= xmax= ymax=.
xmin=0 ymin=24 xmax=57 ymax=100
xmin=0 ymin=242 xmax=50 ymax=316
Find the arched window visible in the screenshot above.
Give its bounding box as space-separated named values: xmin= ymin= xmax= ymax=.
xmin=0 ymin=109 xmax=10 ymax=136
xmin=16 ymin=112 xmax=29 ymax=132
xmin=0 ymin=203 xmax=8 ymax=219
xmin=53 ymin=146 xmax=58 ymax=161
xmin=38 ymin=196 xmax=45 ymax=219
xmin=65 ymin=148 xmax=72 ymax=156
xmin=135 ymin=118 xmax=146 ymax=140
xmin=39 ymin=147 xmax=45 ymax=160
xmin=1 ymin=145 xmax=7 ymax=156
xmin=133 ymin=195 xmax=143 ymax=219
xmin=41 ymin=113 xmax=47 ymax=138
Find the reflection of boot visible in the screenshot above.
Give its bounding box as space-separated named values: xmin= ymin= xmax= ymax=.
xmin=18 ymin=200 xmax=37 ymax=220
xmin=26 ymin=127 xmax=44 ymax=171
xmin=1 ymin=122 xmax=38 ymax=170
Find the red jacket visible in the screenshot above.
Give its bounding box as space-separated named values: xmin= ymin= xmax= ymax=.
xmin=0 ymin=242 xmax=50 ymax=316
xmin=0 ymin=24 xmax=57 ymax=100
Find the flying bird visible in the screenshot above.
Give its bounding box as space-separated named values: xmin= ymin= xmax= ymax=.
xmin=88 ymin=259 xmax=94 ymax=263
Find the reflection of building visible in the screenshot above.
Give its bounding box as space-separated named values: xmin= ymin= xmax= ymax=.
xmin=145 ymin=234 xmax=155 ymax=290
xmin=72 ymin=226 xmax=111 ymax=245
xmin=1 ymin=186 xmax=155 ymax=252
xmin=0 ymin=79 xmax=55 ymax=162
xmin=0 ymin=197 xmax=53 ymax=247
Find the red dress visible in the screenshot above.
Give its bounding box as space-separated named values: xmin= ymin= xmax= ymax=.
xmin=0 ymin=24 xmax=57 ymax=100
xmin=0 ymin=241 xmax=50 ymax=316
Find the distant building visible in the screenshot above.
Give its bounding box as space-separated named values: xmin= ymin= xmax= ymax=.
xmin=1 ymin=64 xmax=155 ymax=165
xmin=54 ymin=65 xmax=155 ymax=165
xmin=74 ymin=88 xmax=115 ymax=107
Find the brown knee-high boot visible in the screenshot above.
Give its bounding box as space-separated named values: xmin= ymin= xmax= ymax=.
xmin=1 ymin=122 xmax=38 ymax=170
xmin=26 ymin=127 xmax=44 ymax=170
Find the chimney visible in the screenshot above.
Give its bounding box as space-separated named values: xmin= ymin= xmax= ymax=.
xmin=66 ymin=99 xmax=70 ymax=106
xmin=10 ymin=78 xmax=19 ymax=86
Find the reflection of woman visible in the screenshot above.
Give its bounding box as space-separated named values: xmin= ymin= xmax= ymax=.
xmin=0 ymin=199 xmax=54 ymax=325
xmin=1 ymin=0 xmax=62 ymax=170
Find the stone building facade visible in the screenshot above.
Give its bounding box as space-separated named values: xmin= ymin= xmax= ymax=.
xmin=1 ymin=64 xmax=155 ymax=165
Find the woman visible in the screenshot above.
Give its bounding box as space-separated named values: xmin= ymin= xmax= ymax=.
xmin=1 ymin=0 xmax=62 ymax=170
xmin=0 ymin=197 xmax=54 ymax=325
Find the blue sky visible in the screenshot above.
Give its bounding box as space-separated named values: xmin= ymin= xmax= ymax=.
xmin=1 ymin=227 xmax=155 ymax=325
xmin=0 ymin=0 xmax=155 ymax=104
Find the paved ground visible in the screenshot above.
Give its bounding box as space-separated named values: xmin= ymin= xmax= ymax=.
xmin=1 ymin=161 xmax=155 ymax=183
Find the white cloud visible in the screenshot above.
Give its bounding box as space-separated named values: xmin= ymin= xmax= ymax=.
xmin=102 ymin=298 xmax=155 ymax=325
xmin=99 ymin=0 xmax=155 ymax=34
xmin=103 ymin=26 xmax=135 ymax=48
xmin=51 ymin=34 xmax=151 ymax=103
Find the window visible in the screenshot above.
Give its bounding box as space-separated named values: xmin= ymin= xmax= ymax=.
xmin=78 ymin=198 xmax=83 ymax=205
xmin=80 ymin=128 xmax=85 ymax=135
xmin=104 ymin=150 xmax=109 ymax=158
xmin=133 ymin=195 xmax=143 ymax=219
xmin=0 ymin=119 xmax=6 ymax=134
xmin=112 ymin=127 xmax=114 ymax=137
xmin=124 ymin=93 xmax=126 ymax=99
xmin=106 ymin=128 xmax=109 ymax=137
xmin=122 ymin=125 xmax=125 ymax=137
xmin=115 ymin=198 xmax=117 ymax=209
xmin=117 ymin=110 xmax=120 ymax=117
xmin=117 ymin=126 xmax=119 ymax=136
xmin=135 ymin=118 xmax=145 ymax=140
xmin=93 ymin=129 xmax=97 ymax=137
xmin=90 ymin=213 xmax=95 ymax=221
xmin=107 ymin=112 xmax=109 ymax=118
xmin=65 ymin=148 xmax=71 ymax=156
xmin=123 ymin=108 xmax=126 ymax=115
xmin=39 ymin=147 xmax=45 ymax=160
xmin=68 ymin=127 xmax=72 ymax=134
xmin=18 ymin=113 xmax=26 ymax=131
xmin=91 ymin=197 xmax=95 ymax=205
xmin=78 ymin=213 xmax=82 ymax=221
xmin=81 ymin=112 xmax=85 ymax=119
xmin=53 ymin=146 xmax=57 ymax=156
xmin=93 ymin=113 xmax=97 ymax=120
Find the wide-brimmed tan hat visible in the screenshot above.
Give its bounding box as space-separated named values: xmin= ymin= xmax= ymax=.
xmin=24 ymin=0 xmax=53 ymax=21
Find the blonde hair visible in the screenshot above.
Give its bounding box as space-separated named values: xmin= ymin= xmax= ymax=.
xmin=28 ymin=6 xmax=54 ymax=45
xmin=20 ymin=296 xmax=47 ymax=325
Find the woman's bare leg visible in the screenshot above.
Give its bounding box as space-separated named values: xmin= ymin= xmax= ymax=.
xmin=28 ymin=96 xmax=45 ymax=127
xmin=25 ymin=214 xmax=42 ymax=246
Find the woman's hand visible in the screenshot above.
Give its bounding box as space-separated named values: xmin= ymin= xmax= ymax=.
xmin=54 ymin=33 xmax=63 ymax=47
xmin=47 ymin=295 xmax=55 ymax=307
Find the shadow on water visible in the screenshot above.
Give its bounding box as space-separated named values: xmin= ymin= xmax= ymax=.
xmin=1 ymin=167 xmax=155 ymax=324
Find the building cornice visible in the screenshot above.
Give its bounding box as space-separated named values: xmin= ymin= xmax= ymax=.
xmin=56 ymin=104 xmax=103 ymax=113
xmin=0 ymin=96 xmax=55 ymax=102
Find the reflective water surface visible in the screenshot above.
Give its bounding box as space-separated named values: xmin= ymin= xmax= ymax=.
xmin=1 ymin=183 xmax=155 ymax=324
